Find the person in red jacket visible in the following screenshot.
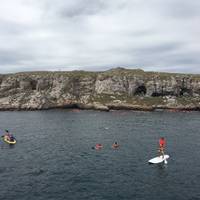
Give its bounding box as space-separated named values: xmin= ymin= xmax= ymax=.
xmin=159 ymin=137 xmax=166 ymax=157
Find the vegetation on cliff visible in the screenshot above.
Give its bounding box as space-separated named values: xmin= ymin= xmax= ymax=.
xmin=0 ymin=68 xmax=200 ymax=111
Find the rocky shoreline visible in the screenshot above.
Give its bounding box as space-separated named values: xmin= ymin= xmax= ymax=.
xmin=0 ymin=68 xmax=200 ymax=112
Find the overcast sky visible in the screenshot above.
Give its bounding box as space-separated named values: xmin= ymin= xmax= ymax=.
xmin=0 ymin=0 xmax=200 ymax=73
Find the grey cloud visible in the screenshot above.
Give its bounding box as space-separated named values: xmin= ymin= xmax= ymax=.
xmin=162 ymin=52 xmax=200 ymax=68
xmin=135 ymin=42 xmax=183 ymax=55
xmin=0 ymin=49 xmax=35 ymax=65
xmin=0 ymin=20 xmax=25 ymax=35
xmin=39 ymin=0 xmax=106 ymax=19
xmin=0 ymin=0 xmax=199 ymax=74
xmin=59 ymin=0 xmax=105 ymax=18
xmin=162 ymin=0 xmax=200 ymax=19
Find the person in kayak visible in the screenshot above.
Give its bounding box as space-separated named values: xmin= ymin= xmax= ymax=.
xmin=4 ymin=130 xmax=15 ymax=142
xmin=158 ymin=137 xmax=166 ymax=157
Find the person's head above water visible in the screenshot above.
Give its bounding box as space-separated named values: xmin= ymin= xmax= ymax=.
xmin=5 ymin=130 xmax=9 ymax=133
xmin=115 ymin=142 xmax=118 ymax=144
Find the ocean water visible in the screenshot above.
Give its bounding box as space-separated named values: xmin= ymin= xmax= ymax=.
xmin=0 ymin=109 xmax=199 ymax=200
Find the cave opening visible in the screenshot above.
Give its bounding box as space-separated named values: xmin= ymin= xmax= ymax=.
xmin=134 ymin=85 xmax=147 ymax=96
xmin=31 ymin=80 xmax=37 ymax=90
xmin=180 ymin=88 xmax=192 ymax=96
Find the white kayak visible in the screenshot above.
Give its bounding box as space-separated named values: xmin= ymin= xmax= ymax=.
xmin=148 ymin=155 xmax=169 ymax=164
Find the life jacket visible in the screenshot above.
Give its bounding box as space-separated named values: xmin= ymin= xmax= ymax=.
xmin=159 ymin=138 xmax=165 ymax=147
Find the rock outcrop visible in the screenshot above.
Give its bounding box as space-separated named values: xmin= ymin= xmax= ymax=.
xmin=0 ymin=68 xmax=200 ymax=111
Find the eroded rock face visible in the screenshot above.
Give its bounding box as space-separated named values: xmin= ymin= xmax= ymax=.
xmin=19 ymin=78 xmax=35 ymax=90
xmin=36 ymin=79 xmax=52 ymax=91
xmin=95 ymin=76 xmax=127 ymax=94
xmin=0 ymin=69 xmax=199 ymax=111
xmin=0 ymin=77 xmax=19 ymax=91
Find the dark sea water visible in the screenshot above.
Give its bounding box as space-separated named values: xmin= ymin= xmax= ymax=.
xmin=0 ymin=109 xmax=200 ymax=200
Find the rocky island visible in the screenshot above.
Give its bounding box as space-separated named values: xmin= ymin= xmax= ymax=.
xmin=0 ymin=68 xmax=200 ymax=111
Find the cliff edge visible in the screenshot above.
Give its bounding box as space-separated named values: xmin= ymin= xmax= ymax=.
xmin=0 ymin=68 xmax=200 ymax=111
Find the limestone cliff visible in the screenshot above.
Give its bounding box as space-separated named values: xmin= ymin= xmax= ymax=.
xmin=0 ymin=68 xmax=200 ymax=111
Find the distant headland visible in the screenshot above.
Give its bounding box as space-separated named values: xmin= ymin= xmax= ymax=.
xmin=0 ymin=67 xmax=200 ymax=111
